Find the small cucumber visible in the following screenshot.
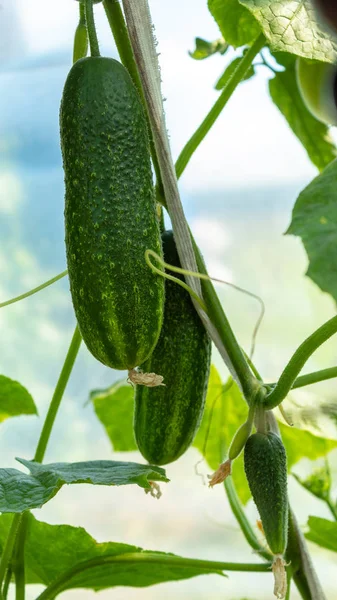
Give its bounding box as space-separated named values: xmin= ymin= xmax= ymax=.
xmin=244 ymin=431 xmax=288 ymax=556
xmin=60 ymin=57 xmax=164 ymax=370
xmin=134 ymin=230 xmax=212 ymax=466
xmin=296 ymin=57 xmax=337 ymax=125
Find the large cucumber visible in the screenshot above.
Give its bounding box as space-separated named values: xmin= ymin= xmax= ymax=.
xmin=134 ymin=230 xmax=212 ymax=466
xmin=60 ymin=57 xmax=164 ymax=370
xmin=244 ymin=431 xmax=288 ymax=556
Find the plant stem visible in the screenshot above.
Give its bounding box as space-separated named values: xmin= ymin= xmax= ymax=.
xmin=35 ymin=553 xmax=272 ymax=600
xmin=2 ymin=567 xmax=12 ymax=600
xmin=0 ymin=515 xmax=22 ymax=592
xmin=34 ymin=325 xmax=82 ymax=463
xmin=13 ymin=515 xmax=27 ymax=600
xmin=102 ymin=0 xmax=164 ymax=201
xmin=326 ymin=498 xmax=337 ymax=521
xmin=85 ymin=0 xmax=100 ymax=57
xmin=175 ymin=34 xmax=266 ymax=179
xmin=290 ymin=366 xmax=337 ymax=389
xmin=103 ymin=0 xmax=140 ymax=87
xmin=0 ymin=270 xmax=67 ymax=309
xmin=224 ymin=478 xmax=272 ymax=561
xmin=73 ymin=3 xmax=88 ymax=63
xmin=265 ymin=316 xmax=337 ymax=409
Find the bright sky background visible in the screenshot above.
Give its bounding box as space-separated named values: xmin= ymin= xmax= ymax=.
xmin=6 ymin=0 xmax=324 ymax=191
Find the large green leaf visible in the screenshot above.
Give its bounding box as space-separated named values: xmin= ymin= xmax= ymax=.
xmin=239 ymin=0 xmax=337 ymax=61
xmin=91 ymin=381 xmax=137 ymax=452
xmin=305 ymin=516 xmax=337 ymax=552
xmin=279 ymin=423 xmax=337 ymax=468
xmin=208 ymin=0 xmax=261 ymax=48
xmin=287 ymin=159 xmax=337 ymax=301
xmin=0 ymin=513 xmax=225 ymax=590
xmin=0 ymin=458 xmax=168 ymax=512
xmin=193 ymin=366 xmax=251 ymax=504
xmin=269 ymin=65 xmax=337 ymax=171
xmin=0 ymin=375 xmax=37 ymax=422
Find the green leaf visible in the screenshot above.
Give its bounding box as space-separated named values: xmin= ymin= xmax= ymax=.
xmin=305 ymin=516 xmax=337 ymax=552
xmin=292 ymin=463 xmax=331 ymax=501
xmin=208 ymin=0 xmax=261 ymax=48
xmin=239 ymin=0 xmax=337 ymax=62
xmin=279 ymin=422 xmax=337 ymax=469
xmin=0 ymin=458 xmax=168 ymax=513
xmin=91 ymin=381 xmax=136 ymax=452
xmin=268 ymin=65 xmax=337 ymax=171
xmin=0 ymin=375 xmax=37 ymax=422
xmin=193 ymin=366 xmax=251 ymax=504
xmin=215 ymin=54 xmax=255 ymax=90
xmin=286 ymin=159 xmax=337 ymax=301
xmin=189 ymin=37 xmax=229 ymax=60
xmin=0 ymin=513 xmax=225 ymax=590
xmin=271 ymin=51 xmax=296 ymax=68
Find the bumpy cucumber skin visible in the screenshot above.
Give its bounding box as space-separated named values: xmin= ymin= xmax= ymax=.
xmin=134 ymin=230 xmax=212 ymax=466
xmin=61 ymin=57 xmax=164 ymax=370
xmin=244 ymin=432 xmax=288 ymax=555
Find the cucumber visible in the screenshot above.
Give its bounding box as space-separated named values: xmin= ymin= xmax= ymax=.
xmin=296 ymin=57 xmax=337 ymax=125
xmin=60 ymin=57 xmax=164 ymax=370
xmin=244 ymin=431 xmax=288 ymax=555
xmin=134 ymin=230 xmax=212 ymax=466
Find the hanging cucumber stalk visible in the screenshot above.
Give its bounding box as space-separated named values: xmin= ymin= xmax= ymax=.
xmin=61 ymin=1 xmax=164 ymax=372
xmin=73 ymin=3 xmax=88 ymax=62
xmin=244 ymin=430 xmax=289 ymax=599
xmin=134 ymin=230 xmax=212 ymax=466
xmin=296 ymin=57 xmax=337 ymax=125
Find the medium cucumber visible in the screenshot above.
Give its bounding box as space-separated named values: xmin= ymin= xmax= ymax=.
xmin=134 ymin=230 xmax=212 ymax=466
xmin=244 ymin=431 xmax=288 ymax=556
xmin=61 ymin=57 xmax=164 ymax=370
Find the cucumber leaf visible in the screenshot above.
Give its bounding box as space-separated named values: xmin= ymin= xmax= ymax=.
xmin=0 ymin=458 xmax=168 ymax=512
xmin=286 ymin=159 xmax=337 ymax=301
xmin=239 ymin=0 xmax=337 ymax=62
xmin=189 ymin=37 xmax=229 ymax=60
xmin=193 ymin=366 xmax=251 ymax=504
xmin=268 ymin=65 xmax=337 ymax=171
xmin=215 ymin=54 xmax=255 ymax=90
xmin=305 ymin=516 xmax=337 ymax=552
xmin=279 ymin=423 xmax=337 ymax=468
xmin=91 ymin=381 xmax=137 ymax=452
xmin=208 ymin=0 xmax=261 ymax=48
xmin=0 ymin=375 xmax=37 ymax=422
xmin=0 ymin=513 xmax=225 ymax=589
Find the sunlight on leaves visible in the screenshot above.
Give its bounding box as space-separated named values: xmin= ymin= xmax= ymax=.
xmin=91 ymin=381 xmax=136 ymax=452
xmin=279 ymin=422 xmax=337 ymax=469
xmin=0 ymin=513 xmax=224 ymax=589
xmin=305 ymin=516 xmax=337 ymax=552
xmin=269 ymin=65 xmax=337 ymax=171
xmin=287 ymin=159 xmax=337 ymax=302
xmin=0 ymin=374 xmax=37 ymax=422
xmin=239 ymin=0 xmax=337 ymax=61
xmin=208 ymin=0 xmax=261 ymax=48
